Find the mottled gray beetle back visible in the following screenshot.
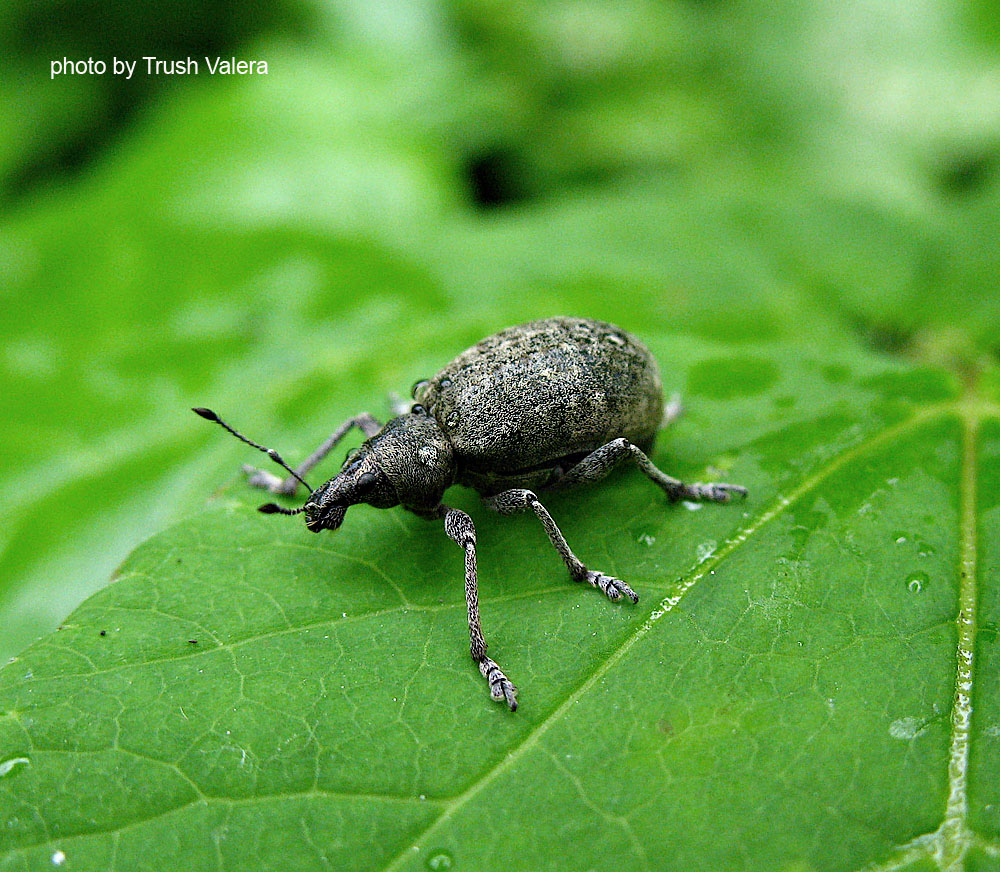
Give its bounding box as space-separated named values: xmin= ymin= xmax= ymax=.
xmin=414 ymin=318 xmax=663 ymax=492
xmin=195 ymin=316 xmax=747 ymax=713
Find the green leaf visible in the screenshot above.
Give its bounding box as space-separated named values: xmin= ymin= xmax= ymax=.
xmin=2 ymin=3 xmax=1000 ymax=868
xmin=0 ymin=40 xmax=480 ymax=658
xmin=1 ymin=320 xmax=998 ymax=870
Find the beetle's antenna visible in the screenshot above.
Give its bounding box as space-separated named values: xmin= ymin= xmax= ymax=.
xmin=258 ymin=503 xmax=306 ymax=515
xmin=192 ymin=408 xmax=313 ymax=492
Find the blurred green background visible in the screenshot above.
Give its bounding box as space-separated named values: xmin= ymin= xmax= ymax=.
xmin=1 ymin=0 xmax=998 ymax=660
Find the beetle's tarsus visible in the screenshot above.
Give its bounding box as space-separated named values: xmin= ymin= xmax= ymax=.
xmin=243 ymin=464 xmax=300 ymax=495
xmin=479 ymin=656 xmax=518 ymax=711
xmin=576 ymin=569 xmax=639 ymax=603
xmin=683 ymin=481 xmax=748 ymax=503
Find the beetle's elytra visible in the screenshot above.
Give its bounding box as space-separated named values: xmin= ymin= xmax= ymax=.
xmin=194 ymin=317 xmax=747 ymax=711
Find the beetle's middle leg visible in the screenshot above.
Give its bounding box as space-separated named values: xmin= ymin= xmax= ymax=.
xmin=549 ymin=438 xmax=747 ymax=503
xmin=440 ymin=506 xmax=518 ymax=711
xmin=484 ymin=489 xmax=639 ymax=604
xmin=244 ymin=413 xmax=383 ymax=495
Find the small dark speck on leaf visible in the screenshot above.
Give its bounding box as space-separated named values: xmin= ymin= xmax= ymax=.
xmin=657 ymin=719 xmax=674 ymax=736
xmin=188 ymin=640 xmax=198 ymax=645
xmin=99 ymin=630 xmax=107 ymax=637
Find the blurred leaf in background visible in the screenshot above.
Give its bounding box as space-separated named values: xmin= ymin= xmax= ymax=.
xmin=0 ymin=0 xmax=998 ymax=869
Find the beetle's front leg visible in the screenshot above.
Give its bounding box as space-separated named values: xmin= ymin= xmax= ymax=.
xmin=244 ymin=413 xmax=383 ymax=495
xmin=485 ymin=489 xmax=639 ymax=603
xmin=440 ymin=506 xmax=518 ymax=711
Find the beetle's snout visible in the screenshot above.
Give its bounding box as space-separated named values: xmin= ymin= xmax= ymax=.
xmin=304 ymin=501 xmax=346 ymax=533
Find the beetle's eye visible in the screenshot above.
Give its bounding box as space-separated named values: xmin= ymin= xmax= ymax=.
xmin=356 ymin=471 xmax=378 ymax=492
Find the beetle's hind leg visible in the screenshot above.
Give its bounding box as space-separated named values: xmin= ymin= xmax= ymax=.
xmin=550 ymin=438 xmax=747 ymax=503
xmin=440 ymin=506 xmax=518 ymax=711
xmin=485 ymin=489 xmax=639 ymax=604
xmin=243 ymin=413 xmax=382 ymax=495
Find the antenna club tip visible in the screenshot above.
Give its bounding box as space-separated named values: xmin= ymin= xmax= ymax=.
xmin=192 ymin=407 xmax=219 ymax=421
xmin=258 ymin=503 xmax=282 ymax=514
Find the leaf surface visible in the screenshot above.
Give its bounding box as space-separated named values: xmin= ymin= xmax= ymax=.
xmin=2 ymin=2 xmax=1000 ymax=869
xmin=2 ymin=325 xmax=998 ymax=870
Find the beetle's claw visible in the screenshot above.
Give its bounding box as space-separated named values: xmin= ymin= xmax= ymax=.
xmin=579 ymin=569 xmax=639 ymax=604
xmin=479 ymin=657 xmax=518 ymax=711
xmin=690 ymin=481 xmax=747 ymax=503
xmin=711 ymin=482 xmax=748 ymax=502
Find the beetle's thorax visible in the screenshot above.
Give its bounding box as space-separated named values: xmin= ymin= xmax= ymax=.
xmin=368 ymin=412 xmax=455 ymax=511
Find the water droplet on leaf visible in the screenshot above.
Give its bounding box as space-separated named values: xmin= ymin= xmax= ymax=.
xmin=426 ymin=851 xmax=454 ymax=870
xmin=696 ymin=541 xmax=716 ymax=563
xmin=889 ymin=717 xmax=925 ymax=739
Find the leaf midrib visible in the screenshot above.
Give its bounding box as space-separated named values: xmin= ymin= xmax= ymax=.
xmin=854 ymin=408 xmax=997 ymax=872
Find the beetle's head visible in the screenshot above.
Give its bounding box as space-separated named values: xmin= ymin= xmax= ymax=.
xmin=295 ymin=412 xmax=454 ymax=531
xmin=300 ymin=444 xmax=398 ymax=533
xmin=192 ymin=405 xmax=454 ymax=534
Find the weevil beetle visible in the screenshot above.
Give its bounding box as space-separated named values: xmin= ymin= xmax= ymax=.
xmin=193 ymin=317 xmax=747 ymax=711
